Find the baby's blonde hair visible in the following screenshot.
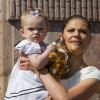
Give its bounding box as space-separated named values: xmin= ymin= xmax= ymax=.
xmin=21 ymin=8 xmax=48 ymax=28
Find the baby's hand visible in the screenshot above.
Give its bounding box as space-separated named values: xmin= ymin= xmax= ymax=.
xmin=47 ymin=42 xmax=57 ymax=52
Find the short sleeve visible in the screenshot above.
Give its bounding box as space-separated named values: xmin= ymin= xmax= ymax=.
xmin=80 ymin=66 xmax=100 ymax=80
xmin=15 ymin=39 xmax=41 ymax=55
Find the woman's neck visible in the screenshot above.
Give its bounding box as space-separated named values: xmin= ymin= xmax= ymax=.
xmin=67 ymin=54 xmax=87 ymax=76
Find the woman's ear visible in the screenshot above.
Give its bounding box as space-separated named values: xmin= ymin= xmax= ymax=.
xmin=20 ymin=28 xmax=25 ymax=37
xmin=59 ymin=33 xmax=64 ymax=42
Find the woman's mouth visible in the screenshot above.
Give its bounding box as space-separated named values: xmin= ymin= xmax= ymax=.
xmin=71 ymin=40 xmax=82 ymax=44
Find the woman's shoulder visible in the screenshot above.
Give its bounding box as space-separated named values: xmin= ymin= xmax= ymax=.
xmin=79 ymin=66 xmax=100 ymax=80
xmin=60 ymin=66 xmax=100 ymax=89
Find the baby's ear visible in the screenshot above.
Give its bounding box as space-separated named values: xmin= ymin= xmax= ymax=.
xmin=20 ymin=28 xmax=25 ymax=37
xmin=44 ymin=27 xmax=48 ymax=33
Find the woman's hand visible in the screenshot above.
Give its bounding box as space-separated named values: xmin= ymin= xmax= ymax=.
xmin=19 ymin=52 xmax=34 ymax=71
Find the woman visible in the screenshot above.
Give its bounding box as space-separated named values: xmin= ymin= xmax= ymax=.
xmin=20 ymin=15 xmax=100 ymax=100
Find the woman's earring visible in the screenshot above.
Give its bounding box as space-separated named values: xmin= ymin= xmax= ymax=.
xmin=59 ymin=34 xmax=64 ymax=44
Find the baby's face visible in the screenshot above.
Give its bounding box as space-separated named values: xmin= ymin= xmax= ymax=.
xmin=21 ymin=15 xmax=48 ymax=43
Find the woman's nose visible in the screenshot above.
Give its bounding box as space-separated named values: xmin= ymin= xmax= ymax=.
xmin=73 ymin=30 xmax=80 ymax=37
xmin=75 ymin=30 xmax=79 ymax=35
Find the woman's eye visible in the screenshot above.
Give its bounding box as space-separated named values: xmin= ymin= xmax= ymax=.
xmin=67 ymin=29 xmax=75 ymax=33
xmin=79 ymin=29 xmax=87 ymax=34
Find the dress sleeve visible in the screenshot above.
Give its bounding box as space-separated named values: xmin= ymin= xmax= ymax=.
xmin=15 ymin=40 xmax=41 ymax=55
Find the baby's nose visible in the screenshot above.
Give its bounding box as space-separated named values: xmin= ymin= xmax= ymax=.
xmin=34 ymin=30 xmax=39 ymax=34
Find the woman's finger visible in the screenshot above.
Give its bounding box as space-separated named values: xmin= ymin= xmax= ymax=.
xmin=20 ymin=61 xmax=30 ymax=67
xmin=20 ymin=56 xmax=29 ymax=63
xmin=19 ymin=53 xmax=36 ymax=71
xmin=19 ymin=52 xmax=27 ymax=57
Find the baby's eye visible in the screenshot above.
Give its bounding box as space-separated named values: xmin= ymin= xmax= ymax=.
xmin=37 ymin=27 xmax=43 ymax=31
xmin=28 ymin=27 xmax=35 ymax=31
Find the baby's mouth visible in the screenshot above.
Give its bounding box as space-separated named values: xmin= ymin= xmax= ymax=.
xmin=33 ymin=35 xmax=40 ymax=38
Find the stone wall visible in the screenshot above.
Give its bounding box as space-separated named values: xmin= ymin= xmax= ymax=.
xmin=0 ymin=0 xmax=14 ymax=99
xmin=0 ymin=0 xmax=100 ymax=100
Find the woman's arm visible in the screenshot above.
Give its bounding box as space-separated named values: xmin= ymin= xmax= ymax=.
xmin=39 ymin=68 xmax=100 ymax=100
xmin=39 ymin=68 xmax=69 ymax=100
xmin=37 ymin=69 xmax=100 ymax=100
xmin=68 ymin=79 xmax=100 ymax=100
xmin=20 ymin=55 xmax=100 ymax=100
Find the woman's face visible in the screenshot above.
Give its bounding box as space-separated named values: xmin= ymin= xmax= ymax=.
xmin=63 ymin=19 xmax=91 ymax=55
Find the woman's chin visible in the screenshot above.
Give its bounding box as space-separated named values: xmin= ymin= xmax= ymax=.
xmin=69 ymin=47 xmax=83 ymax=55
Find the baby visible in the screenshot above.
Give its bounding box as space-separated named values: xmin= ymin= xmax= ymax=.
xmin=5 ymin=8 xmax=55 ymax=100
xmin=4 ymin=8 xmax=68 ymax=100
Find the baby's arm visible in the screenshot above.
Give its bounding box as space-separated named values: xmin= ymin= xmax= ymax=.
xmin=28 ymin=43 xmax=56 ymax=69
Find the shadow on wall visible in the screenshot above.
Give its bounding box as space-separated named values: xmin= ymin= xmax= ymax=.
xmin=9 ymin=20 xmax=100 ymax=68
xmin=9 ymin=20 xmax=100 ymax=33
